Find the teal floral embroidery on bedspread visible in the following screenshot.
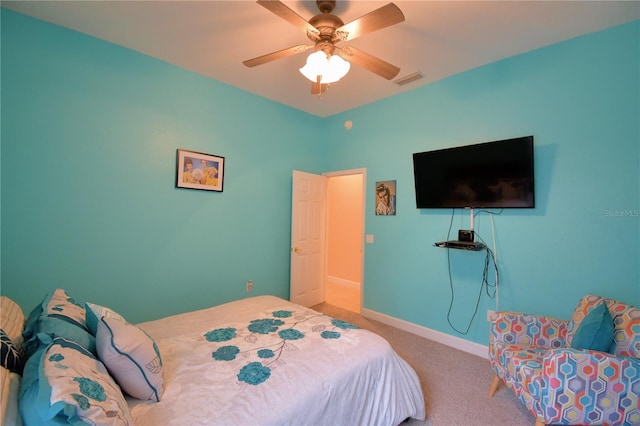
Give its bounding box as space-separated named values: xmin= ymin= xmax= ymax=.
xmin=204 ymin=327 xmax=236 ymax=342
xmin=238 ymin=362 xmax=271 ymax=385
xmin=212 ymin=345 xmax=240 ymax=361
xmin=331 ymin=319 xmax=359 ymax=330
xmin=204 ymin=309 xmax=359 ymax=386
xmin=248 ymin=319 xmax=284 ymax=334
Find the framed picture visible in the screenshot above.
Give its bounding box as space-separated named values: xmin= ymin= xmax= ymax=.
xmin=176 ymin=149 xmax=225 ymax=192
xmin=375 ymin=180 xmax=396 ymax=215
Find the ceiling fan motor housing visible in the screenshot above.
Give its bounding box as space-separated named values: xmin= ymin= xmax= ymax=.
xmin=308 ymin=12 xmax=344 ymax=44
xmin=316 ymin=1 xmax=336 ymax=14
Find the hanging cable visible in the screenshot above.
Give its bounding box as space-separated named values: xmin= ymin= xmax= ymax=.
xmin=445 ymin=209 xmax=499 ymax=334
xmin=472 ymin=209 xmax=501 ymax=310
xmin=490 ymin=213 xmax=499 ymax=310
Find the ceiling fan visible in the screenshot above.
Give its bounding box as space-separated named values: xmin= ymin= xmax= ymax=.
xmin=243 ymin=0 xmax=405 ymax=95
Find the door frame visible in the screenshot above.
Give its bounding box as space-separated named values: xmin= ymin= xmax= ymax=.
xmin=322 ymin=168 xmax=366 ymax=311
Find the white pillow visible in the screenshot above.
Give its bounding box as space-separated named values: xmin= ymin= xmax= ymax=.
xmin=85 ymin=302 xmax=126 ymax=335
xmin=96 ymin=316 xmax=164 ymax=402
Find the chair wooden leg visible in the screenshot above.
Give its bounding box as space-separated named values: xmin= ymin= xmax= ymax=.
xmin=488 ymin=374 xmax=501 ymax=397
xmin=535 ymin=419 xmax=545 ymax=426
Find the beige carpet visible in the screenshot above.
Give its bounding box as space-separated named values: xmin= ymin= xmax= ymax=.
xmin=312 ymin=302 xmax=534 ymax=426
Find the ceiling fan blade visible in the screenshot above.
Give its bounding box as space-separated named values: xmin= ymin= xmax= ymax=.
xmin=339 ymin=46 xmax=400 ymax=80
xmin=257 ymin=0 xmax=319 ymax=39
xmin=334 ymin=3 xmax=405 ymax=42
xmin=243 ymin=44 xmax=312 ymax=68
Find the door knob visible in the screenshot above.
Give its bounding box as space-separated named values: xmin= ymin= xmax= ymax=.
xmin=292 ymin=247 xmax=302 ymax=253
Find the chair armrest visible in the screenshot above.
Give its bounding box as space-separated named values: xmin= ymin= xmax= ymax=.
xmin=489 ymin=311 xmax=568 ymax=348
xmin=541 ymin=348 xmax=640 ymax=425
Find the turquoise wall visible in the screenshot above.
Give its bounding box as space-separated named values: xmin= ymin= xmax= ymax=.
xmin=324 ymin=20 xmax=640 ymax=342
xmin=1 ymin=9 xmax=638 ymax=345
xmin=1 ymin=10 xmax=326 ymax=323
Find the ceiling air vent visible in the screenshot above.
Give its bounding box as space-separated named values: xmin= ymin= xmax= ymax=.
xmin=394 ymin=72 xmax=423 ymax=87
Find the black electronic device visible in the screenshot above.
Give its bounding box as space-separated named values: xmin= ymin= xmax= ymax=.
xmin=413 ymin=136 xmax=535 ymax=209
xmin=458 ymin=230 xmax=474 ymax=242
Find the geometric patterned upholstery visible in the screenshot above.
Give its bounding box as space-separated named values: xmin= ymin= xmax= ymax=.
xmin=541 ymin=349 xmax=640 ymax=425
xmin=489 ymin=294 xmax=640 ymax=425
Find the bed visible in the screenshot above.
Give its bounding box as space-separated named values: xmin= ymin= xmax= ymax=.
xmin=2 ymin=290 xmax=426 ymax=425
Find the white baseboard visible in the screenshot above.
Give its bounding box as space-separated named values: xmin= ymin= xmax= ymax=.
xmin=361 ymin=307 xmax=489 ymax=359
xmin=326 ymin=275 xmax=361 ymax=290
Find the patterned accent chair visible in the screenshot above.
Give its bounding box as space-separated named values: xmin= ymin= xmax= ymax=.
xmin=488 ymin=294 xmax=640 ymax=426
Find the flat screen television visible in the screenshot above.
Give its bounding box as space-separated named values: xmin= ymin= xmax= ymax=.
xmin=413 ymin=136 xmax=535 ymax=209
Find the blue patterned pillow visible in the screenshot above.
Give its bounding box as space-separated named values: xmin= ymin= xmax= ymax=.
xmin=0 ymin=329 xmax=24 ymax=374
xmin=19 ymin=335 xmax=133 ymax=425
xmin=22 ymin=316 xmax=96 ymax=359
xmin=23 ymin=289 xmax=87 ymax=341
xmin=22 ymin=289 xmax=93 ymax=358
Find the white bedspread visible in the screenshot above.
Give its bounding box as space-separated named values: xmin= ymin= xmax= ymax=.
xmin=129 ymin=295 xmax=425 ymax=425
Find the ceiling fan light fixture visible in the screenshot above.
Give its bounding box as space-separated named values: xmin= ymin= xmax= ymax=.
xmin=299 ymin=51 xmax=350 ymax=84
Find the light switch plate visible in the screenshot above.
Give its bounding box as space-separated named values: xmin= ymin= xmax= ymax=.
xmin=366 ymin=234 xmax=374 ymax=244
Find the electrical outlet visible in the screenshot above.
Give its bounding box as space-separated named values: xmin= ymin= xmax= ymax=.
xmin=487 ymin=309 xmax=496 ymax=321
xmin=246 ymin=280 xmax=253 ymax=292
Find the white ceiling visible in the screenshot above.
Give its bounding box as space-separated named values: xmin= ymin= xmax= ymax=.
xmin=3 ymin=1 xmax=639 ymax=118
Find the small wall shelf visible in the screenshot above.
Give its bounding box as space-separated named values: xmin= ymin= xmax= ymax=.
xmin=434 ymin=241 xmax=486 ymax=251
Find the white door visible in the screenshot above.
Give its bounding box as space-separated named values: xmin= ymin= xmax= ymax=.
xmin=290 ymin=170 xmax=326 ymax=306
